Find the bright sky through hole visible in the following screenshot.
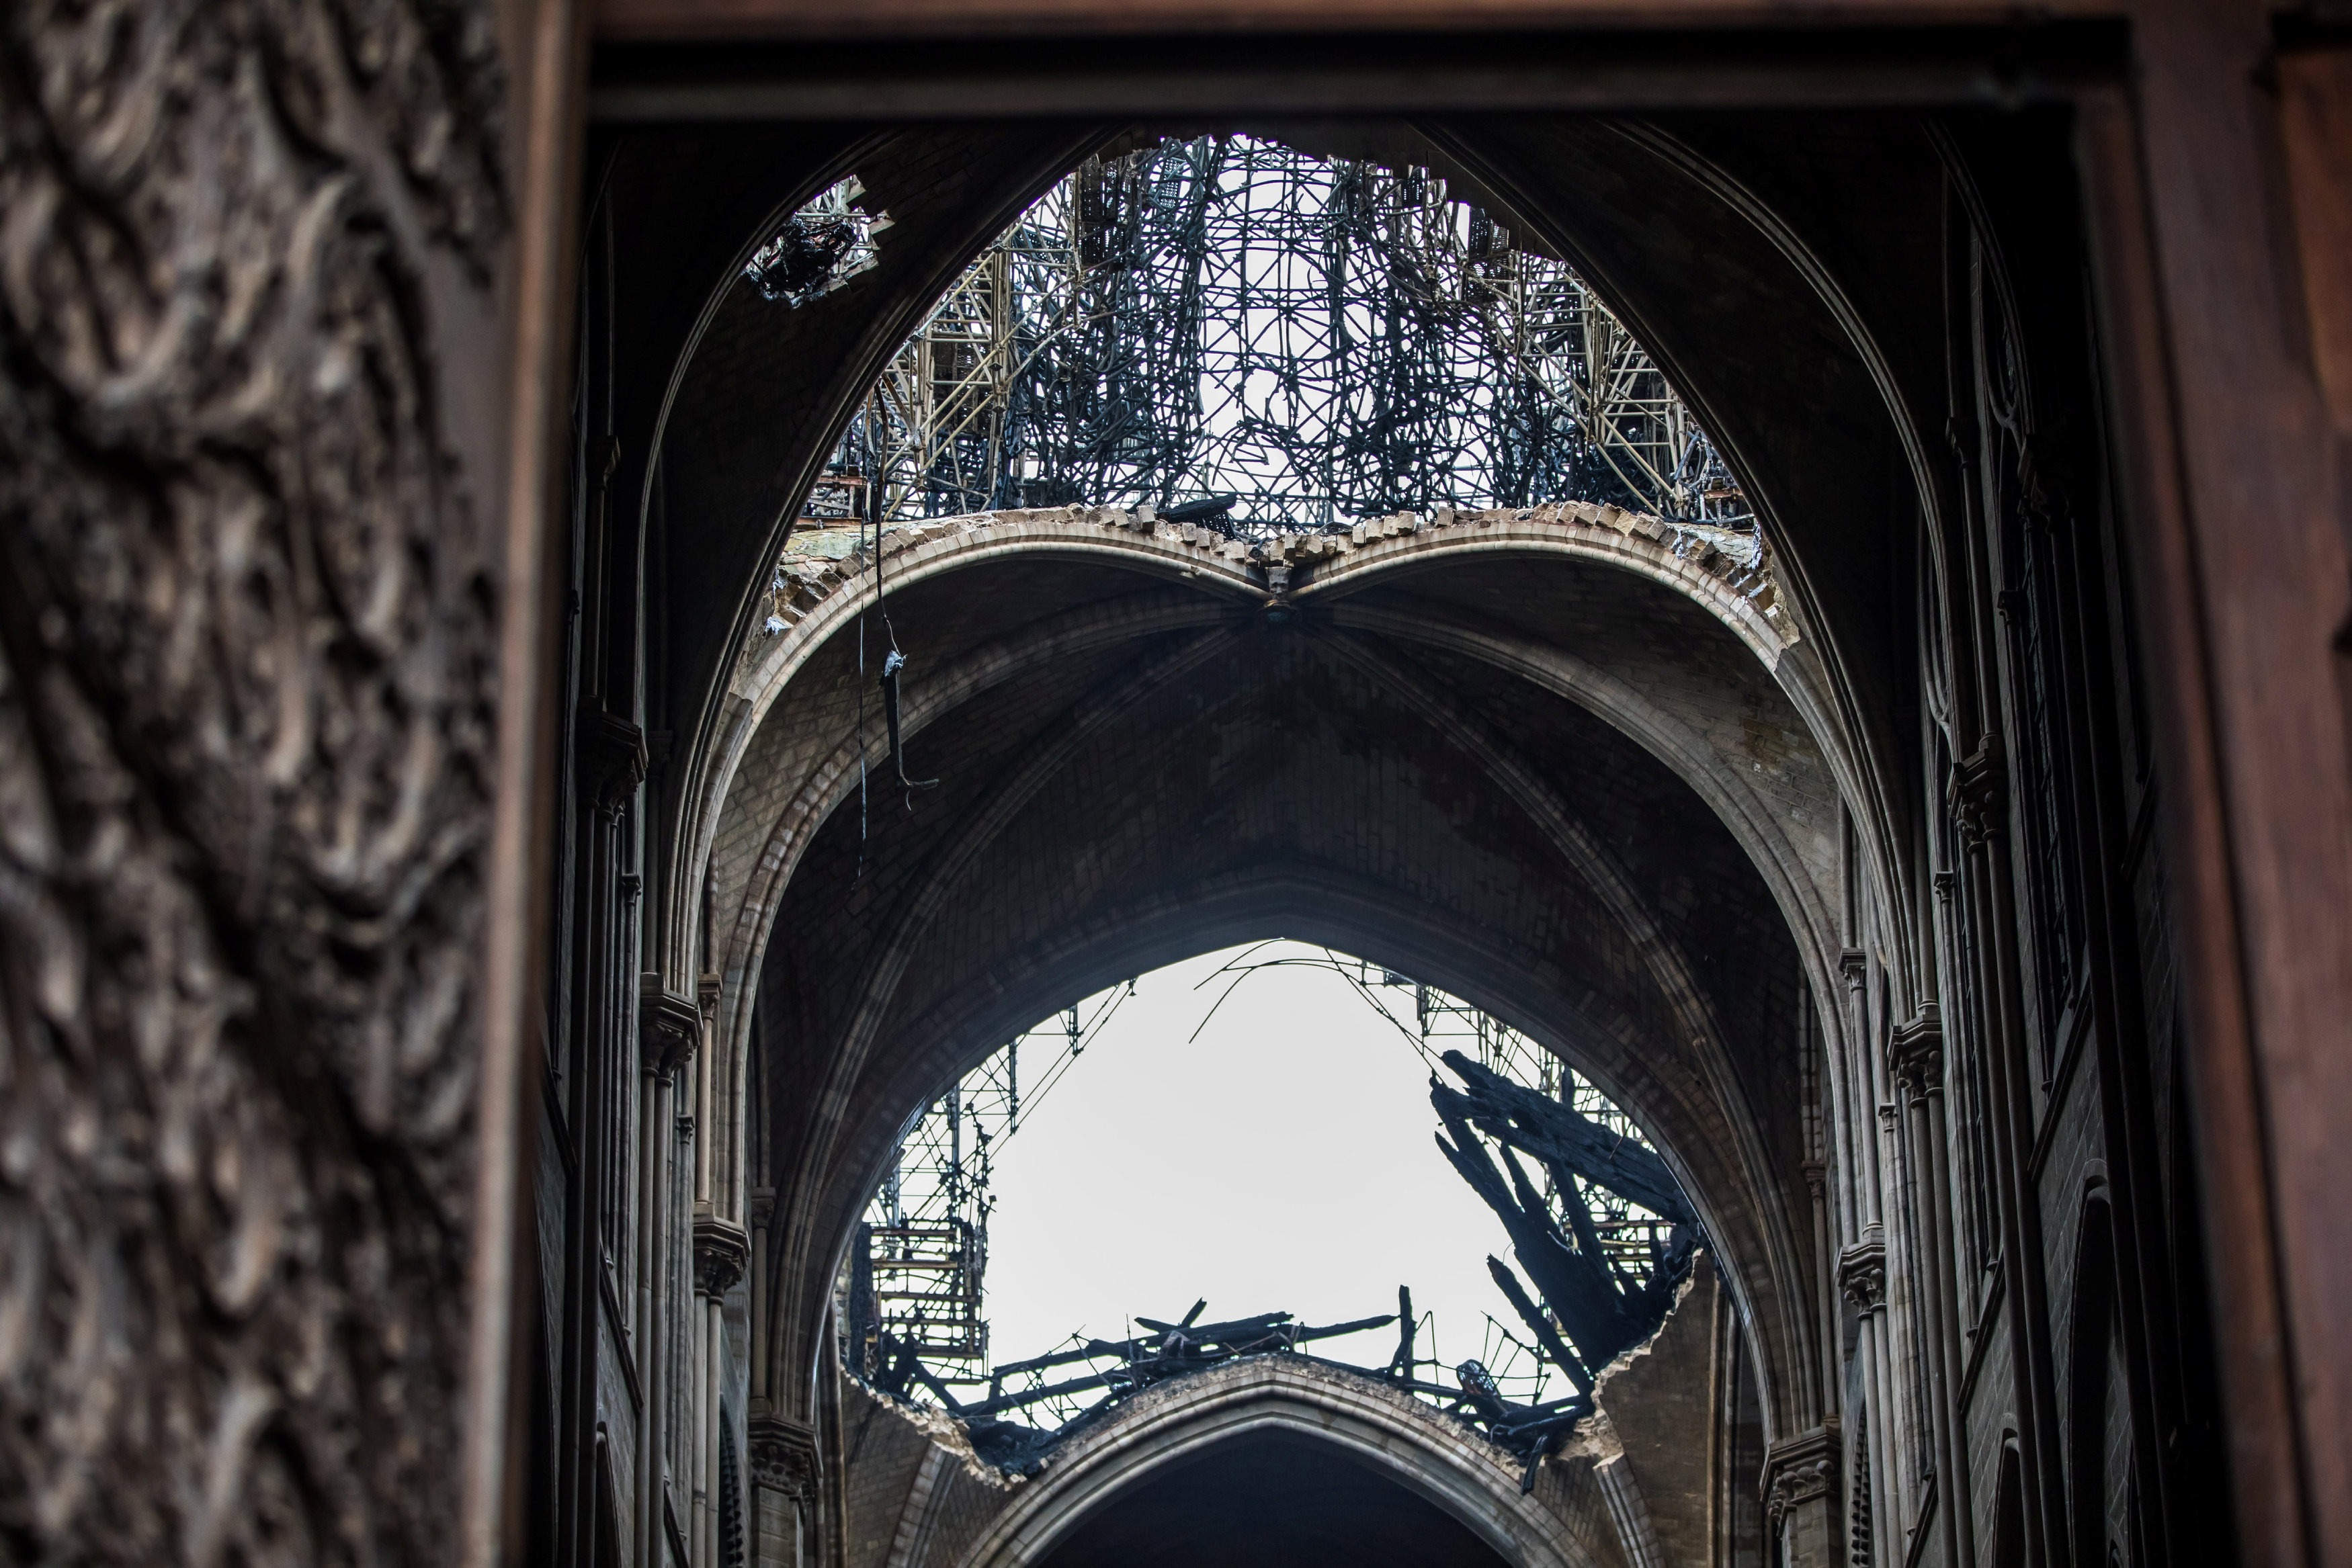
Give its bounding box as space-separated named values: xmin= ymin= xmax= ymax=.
xmin=978 ymin=941 xmax=1572 ymax=1398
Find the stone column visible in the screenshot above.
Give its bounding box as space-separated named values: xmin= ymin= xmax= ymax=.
xmin=642 ymin=984 xmax=701 ymax=1566
xmin=1892 ymin=1010 xmax=1970 ymax=1568
xmin=749 ymin=1188 xmax=776 ymax=1407
xmin=698 ymin=1215 xmax=751 ymax=1565
xmin=699 ymin=968 xmax=726 ymax=1216
xmin=1837 ymin=1238 xmax=1889 ymax=1567
xmin=1839 ymin=951 xmax=1878 ymax=1229
xmin=1951 ymin=746 xmax=2066 ymax=1566
xmin=748 ymin=1417 xmax=824 ymax=1568
xmin=1765 ymin=1428 xmax=1842 ymax=1568
xmin=1803 ymin=1159 xmax=1839 ymax=1432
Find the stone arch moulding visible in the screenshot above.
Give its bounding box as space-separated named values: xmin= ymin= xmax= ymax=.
xmin=693 ymin=507 xmax=1855 ymax=1126
xmin=760 ymin=863 xmax=1817 ymax=1458
xmin=706 ymin=513 xmax=1845 ymax=1440
xmin=645 ymin=116 xmax=1945 ymax=1030
xmin=950 ymin=1346 xmax=1609 ymax=1568
xmin=1415 ymin=117 xmax=1929 ymax=1013
xmin=648 ymin=122 xmax=1120 ymax=993
xmin=687 ymin=530 xmax=1259 ymax=1234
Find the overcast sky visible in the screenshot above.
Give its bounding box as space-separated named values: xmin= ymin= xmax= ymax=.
xmin=976 ymin=941 xmax=1566 ymax=1399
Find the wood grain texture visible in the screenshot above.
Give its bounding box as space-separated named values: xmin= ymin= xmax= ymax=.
xmin=2100 ymin=0 xmax=2352 ymax=1559
xmin=2076 ymin=84 xmax=2306 ymax=1568
xmin=0 ymin=0 xmax=509 ymax=1560
xmin=2279 ymin=48 xmax=2352 ymax=441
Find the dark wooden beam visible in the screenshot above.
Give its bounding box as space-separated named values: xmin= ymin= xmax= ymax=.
xmin=2080 ymin=3 xmax=2352 ymax=1560
xmin=586 ymin=21 xmax=2128 ymax=120
xmin=592 ymin=0 xmax=2124 ymax=40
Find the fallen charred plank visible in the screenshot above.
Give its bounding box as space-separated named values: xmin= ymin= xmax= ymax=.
xmin=1136 ymin=1311 xmax=1292 ymax=1343
xmin=970 ymin=1311 xmax=1392 ymax=1420
xmin=991 ymin=1342 xmax=1111 ymax=1380
xmin=958 ymin=1369 xmax=1122 ymax=1419
xmin=1487 ymin=1255 xmax=1593 ymax=1393
xmin=1383 ymin=1375 xmax=1480 ymax=1401
xmin=1490 ymin=1402 xmax=1589 ymax=1438
xmin=1294 ymin=1312 xmax=1398 ymax=1342
xmin=1131 ymin=1299 xmax=1209 ymax=1334
xmin=1387 ymin=1285 xmax=1419 ymax=1377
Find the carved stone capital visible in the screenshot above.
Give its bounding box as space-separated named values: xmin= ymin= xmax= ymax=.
xmin=1837 ymin=1236 xmax=1887 ymax=1310
xmin=577 ymin=704 xmax=648 ymax=816
xmin=747 ymin=1415 xmax=822 ymax=1503
xmin=695 ymin=1215 xmax=751 ymax=1299
xmin=1839 ymin=948 xmax=1869 ymax=994
xmin=1888 ymin=1010 xmax=1944 ymax=1099
xmin=1949 ymin=744 xmax=2007 ymax=848
xmin=1762 ymin=1427 xmax=1840 ymax=1530
xmin=640 ymin=979 xmax=702 ymax=1077
xmin=698 ymin=969 xmax=724 ymax=1018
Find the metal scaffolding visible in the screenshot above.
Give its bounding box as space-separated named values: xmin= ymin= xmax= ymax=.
xmin=841 ymin=992 xmax=1130 ymax=1395
xmin=775 ymin=136 xmax=1749 ymax=539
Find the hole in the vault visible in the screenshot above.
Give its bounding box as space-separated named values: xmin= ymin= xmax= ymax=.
xmin=743 ymin=173 xmax=890 ymax=309
xmin=777 ymin=133 xmax=1757 ymax=550
xmin=839 ymin=940 xmax=1702 ymax=1478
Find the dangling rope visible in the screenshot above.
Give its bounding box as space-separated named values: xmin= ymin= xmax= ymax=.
xmin=868 ymin=423 xmax=937 ymax=811
xmin=853 ymin=605 xmax=869 ymax=885
xmin=853 ymin=407 xmax=875 ymax=884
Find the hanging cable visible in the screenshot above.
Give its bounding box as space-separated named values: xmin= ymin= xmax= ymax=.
xmin=853 ymin=512 xmax=870 ymax=884
xmin=870 ymin=415 xmax=937 ymax=809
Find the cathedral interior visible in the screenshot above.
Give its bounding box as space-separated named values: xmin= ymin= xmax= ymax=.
xmin=1 ymin=3 xmax=2347 ymax=1567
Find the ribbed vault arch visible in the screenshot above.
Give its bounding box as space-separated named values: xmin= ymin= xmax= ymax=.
xmin=700 ymin=509 xmax=1842 ymax=1095
xmin=720 ymin=519 xmax=1838 ymax=1446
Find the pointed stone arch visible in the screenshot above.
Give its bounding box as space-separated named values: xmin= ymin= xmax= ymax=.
xmin=953 ymin=1357 xmax=1609 ymax=1568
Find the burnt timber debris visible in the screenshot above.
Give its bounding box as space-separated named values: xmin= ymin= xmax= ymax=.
xmin=1449 ymin=1357 xmax=1591 ymax=1493
xmin=1432 ymin=1049 xmax=1699 ymax=1385
xmin=975 ymin=1306 xmax=1397 ymax=1415
xmin=1435 ymin=1049 xmax=1698 ymax=1227
xmin=745 ymin=175 xmax=884 ymax=307
xmin=858 ymin=1294 xmax=1597 ymax=1481
xmin=866 ymin=1301 xmax=1398 ymax=1470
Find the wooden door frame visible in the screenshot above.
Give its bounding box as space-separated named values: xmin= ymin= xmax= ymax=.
xmin=475 ymin=5 xmax=2352 ymax=1563
xmin=469 ymin=5 xmax=594 ymax=1567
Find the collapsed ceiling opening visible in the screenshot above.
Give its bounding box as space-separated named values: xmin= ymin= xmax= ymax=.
xmin=837 ymin=955 xmax=1699 ymax=1487
xmin=753 ymin=135 xmax=1751 ymax=542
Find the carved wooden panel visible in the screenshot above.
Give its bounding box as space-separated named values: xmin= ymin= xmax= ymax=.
xmin=0 ymin=0 xmax=508 ymax=1557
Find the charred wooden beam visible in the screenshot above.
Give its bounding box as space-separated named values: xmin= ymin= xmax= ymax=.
xmin=1388 ymin=1284 xmax=1419 ymax=1378
xmin=1435 ymin=1050 xmax=1697 ymax=1225
xmin=1486 ymin=1256 xmax=1593 ymax=1394
xmin=1433 ymin=1083 xmax=1696 ymax=1377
